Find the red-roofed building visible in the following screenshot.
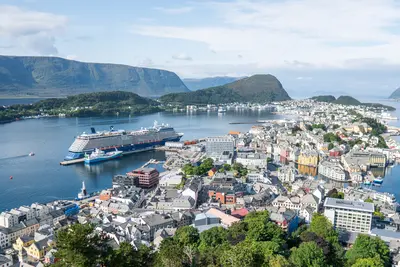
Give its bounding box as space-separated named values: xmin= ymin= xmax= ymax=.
xmin=231 ymin=208 xmax=249 ymax=219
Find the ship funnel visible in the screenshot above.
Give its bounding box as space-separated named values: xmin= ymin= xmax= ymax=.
xmin=90 ymin=127 xmax=96 ymax=134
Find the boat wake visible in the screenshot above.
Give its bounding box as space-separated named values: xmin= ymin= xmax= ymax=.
xmin=0 ymin=154 xmax=29 ymax=161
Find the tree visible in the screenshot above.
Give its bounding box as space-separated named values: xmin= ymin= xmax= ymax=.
xmin=251 ymin=241 xmax=281 ymax=265
xmin=174 ymin=226 xmax=199 ymax=246
xmin=346 ymin=234 xmax=390 ymax=267
xmin=289 ymin=241 xmax=326 ymax=267
xmin=198 ymin=226 xmax=228 ymax=251
xmin=157 ymin=238 xmax=184 ymax=267
xmin=269 ymin=255 xmax=291 ymax=267
xmin=331 ymin=191 xmax=344 ymax=199
xmin=328 ymin=143 xmax=334 ymax=150
xmin=108 ymin=242 xmax=140 ymax=267
xmin=223 ymin=163 xmax=232 ymax=171
xmin=351 ymin=256 xmax=384 ymax=267
xmin=364 ymin=198 xmax=374 ymax=203
xmin=220 ymin=241 xmax=257 ymax=267
xmin=227 ymin=221 xmax=247 ymax=245
xmin=309 ymin=213 xmax=338 ymax=242
xmin=54 ymin=223 xmax=111 ymax=267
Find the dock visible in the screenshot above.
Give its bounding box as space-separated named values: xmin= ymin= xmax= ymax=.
xmin=59 ymin=158 xmax=85 ymax=166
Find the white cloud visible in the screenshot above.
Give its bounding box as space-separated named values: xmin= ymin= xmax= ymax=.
xmin=154 ymin=6 xmax=193 ymax=15
xmin=66 ymin=54 xmax=78 ymax=60
xmin=138 ymin=58 xmax=154 ymax=67
xmin=0 ymin=5 xmax=67 ymax=55
xmin=296 ymin=76 xmax=313 ymax=80
xmin=172 ymin=53 xmax=193 ymax=61
xmin=132 ymin=0 xmax=400 ymax=70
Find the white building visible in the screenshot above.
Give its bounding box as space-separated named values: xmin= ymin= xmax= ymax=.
xmin=324 ymin=198 xmax=374 ymax=234
xmin=278 ymin=165 xmax=297 ymax=183
xmin=0 ymin=213 xmax=17 ymax=228
xmin=373 ymin=192 xmax=396 ymax=205
xmin=318 ymin=160 xmax=347 ymax=181
xmin=236 ymin=153 xmax=268 ymax=168
xmin=206 ymin=136 xmax=235 ymax=155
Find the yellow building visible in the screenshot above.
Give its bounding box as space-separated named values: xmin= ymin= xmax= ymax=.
xmin=298 ymin=151 xmax=319 ymax=167
xmin=13 ymin=235 xmax=34 ymax=251
xmin=26 ymin=238 xmax=54 ymax=260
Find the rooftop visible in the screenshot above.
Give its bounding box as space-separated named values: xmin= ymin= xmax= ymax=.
xmin=324 ymin=197 xmax=374 ymax=213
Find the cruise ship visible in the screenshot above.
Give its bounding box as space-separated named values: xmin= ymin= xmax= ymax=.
xmin=65 ymin=121 xmax=183 ymax=160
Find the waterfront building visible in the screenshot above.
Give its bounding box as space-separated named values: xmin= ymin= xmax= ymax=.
xmin=324 ymin=198 xmax=374 ymax=234
xmin=127 ymin=168 xmax=159 ymax=188
xmin=206 ymin=136 xmax=235 ymax=155
xmin=318 ymin=160 xmax=347 ymax=181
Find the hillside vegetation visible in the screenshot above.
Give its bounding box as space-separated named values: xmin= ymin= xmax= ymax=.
xmin=312 ymin=95 xmax=395 ymax=111
xmin=160 ymin=74 xmax=291 ymax=104
xmin=0 ymin=55 xmax=189 ymax=97
xmin=0 ymin=91 xmax=161 ymax=123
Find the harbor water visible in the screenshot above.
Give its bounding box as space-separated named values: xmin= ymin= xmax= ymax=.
xmin=0 ymin=109 xmax=287 ymax=211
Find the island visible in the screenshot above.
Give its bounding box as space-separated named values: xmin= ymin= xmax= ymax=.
xmin=0 ymin=91 xmax=162 ymax=123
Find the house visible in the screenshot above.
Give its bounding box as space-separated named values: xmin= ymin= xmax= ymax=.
xmin=153 ymin=228 xmax=177 ymax=249
xmin=138 ymin=213 xmax=175 ymax=241
xmin=26 ymin=237 xmax=54 ymax=260
xmin=300 ymin=206 xmax=316 ymax=224
xmin=192 ymin=212 xmax=222 ymax=233
xmin=231 ymin=208 xmax=249 ymax=219
xmin=270 ymin=210 xmax=299 ymax=233
xmin=0 ymin=255 xmax=13 ymax=267
xmin=272 ymin=195 xmax=301 ymax=210
xmin=278 ymin=165 xmax=297 ymax=183
xmin=44 ymin=248 xmax=58 ymax=265
xmin=206 ymin=208 xmax=240 ymax=227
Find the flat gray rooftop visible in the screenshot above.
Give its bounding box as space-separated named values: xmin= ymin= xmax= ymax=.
xmin=324 ymin=197 xmax=374 ymax=213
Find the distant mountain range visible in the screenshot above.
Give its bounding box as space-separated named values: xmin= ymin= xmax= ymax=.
xmin=312 ymin=95 xmax=395 ymax=110
xmin=160 ymin=74 xmax=291 ymax=104
xmin=182 ymin=76 xmax=244 ymax=91
xmin=0 ymin=56 xmax=190 ymax=97
xmin=389 ymin=88 xmax=400 ymax=99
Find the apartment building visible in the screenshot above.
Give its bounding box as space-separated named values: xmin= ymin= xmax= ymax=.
xmin=324 ymin=198 xmax=374 ymax=234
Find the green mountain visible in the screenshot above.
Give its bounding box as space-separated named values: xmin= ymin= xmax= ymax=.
xmin=333 ymin=96 xmax=362 ymax=105
xmin=183 ymin=76 xmax=244 ymax=91
xmin=0 ymin=56 xmax=189 ymax=97
xmin=160 ymin=74 xmax=291 ymax=104
xmin=389 ymin=87 xmax=400 ymax=99
xmin=0 ymin=91 xmax=162 ymax=123
xmin=311 ymin=95 xmax=336 ymax=102
xmin=311 ymin=94 xmax=395 ymax=111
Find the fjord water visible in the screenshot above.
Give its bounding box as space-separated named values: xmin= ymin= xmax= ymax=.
xmin=0 ymin=110 xmax=286 ymax=211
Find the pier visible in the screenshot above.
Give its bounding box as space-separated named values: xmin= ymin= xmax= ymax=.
xmin=141 ymin=159 xmax=163 ymax=168
xmin=59 ymin=158 xmax=85 ymax=166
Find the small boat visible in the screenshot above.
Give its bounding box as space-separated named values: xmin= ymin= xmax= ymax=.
xmin=84 ymin=148 xmax=123 ymax=164
xmin=9 ymin=176 xmax=13 ymax=180
xmin=218 ymin=107 xmax=226 ymax=113
xmin=29 ymin=152 xmax=35 ymax=156
xmin=364 ymin=181 xmax=371 ymax=185
xmin=373 ymin=177 xmax=384 ymax=184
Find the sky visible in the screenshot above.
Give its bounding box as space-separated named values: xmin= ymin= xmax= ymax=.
xmin=1 ymin=0 xmax=400 ymax=97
